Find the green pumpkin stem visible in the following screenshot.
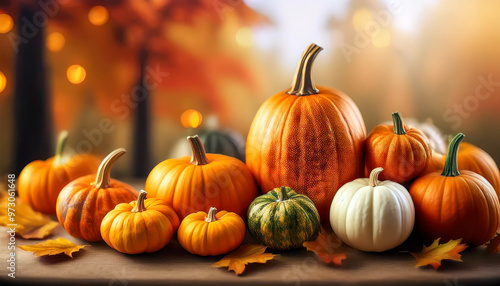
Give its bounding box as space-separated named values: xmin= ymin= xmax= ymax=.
xmin=441 ymin=133 xmax=465 ymax=177
xmin=94 ymin=148 xmax=126 ymax=189
xmin=205 ymin=207 xmax=218 ymax=222
xmin=188 ymin=135 xmax=209 ymax=165
xmin=54 ymin=130 xmax=69 ymax=166
xmin=392 ymin=112 xmax=406 ymax=135
xmin=278 ymin=186 xmax=289 ymax=201
xmin=132 ymin=190 xmax=147 ymax=212
xmin=288 ymin=43 xmax=323 ymax=96
xmin=369 ymin=167 xmax=384 ymax=187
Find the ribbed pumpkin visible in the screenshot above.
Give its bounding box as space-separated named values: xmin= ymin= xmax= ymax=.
xmin=145 ymin=135 xmax=257 ymax=220
xmin=56 ymin=148 xmax=138 ymax=242
xmin=365 ymin=112 xmax=432 ymax=184
xmin=246 ymin=44 xmax=366 ymax=224
xmin=247 ymin=186 xmax=320 ymax=250
xmin=101 ymin=190 xmax=180 ymax=254
xmin=18 ymin=131 xmax=100 ymax=214
xmin=410 ymin=133 xmax=500 ymax=246
xmin=177 ymin=207 xmax=246 ymax=256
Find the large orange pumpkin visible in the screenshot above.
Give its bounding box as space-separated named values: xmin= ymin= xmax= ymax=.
xmin=365 ymin=112 xmax=432 ymax=184
xmin=245 ymin=43 xmax=366 ymax=223
xmin=145 ymin=135 xmax=257 ymax=220
xmin=410 ymin=133 xmax=499 ymax=246
xmin=56 ymin=148 xmax=138 ymax=242
xmin=18 ymin=131 xmax=100 ymax=214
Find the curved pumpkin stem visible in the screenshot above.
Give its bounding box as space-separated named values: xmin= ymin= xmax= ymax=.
xmin=53 ymin=130 xmax=69 ymax=166
xmin=188 ymin=135 xmax=209 ymax=165
xmin=277 ymin=186 xmax=289 ymax=202
xmin=94 ymin=148 xmax=126 ymax=189
xmin=369 ymin=167 xmax=384 ymax=187
xmin=442 ymin=133 xmax=465 ymax=177
xmin=288 ymin=43 xmax=323 ymax=96
xmin=392 ymin=112 xmax=406 ymax=135
xmin=132 ymin=190 xmax=147 ymax=212
xmin=205 ymin=207 xmax=218 ymax=222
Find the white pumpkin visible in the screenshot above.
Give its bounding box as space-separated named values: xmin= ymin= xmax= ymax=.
xmin=329 ymin=167 xmax=415 ymax=252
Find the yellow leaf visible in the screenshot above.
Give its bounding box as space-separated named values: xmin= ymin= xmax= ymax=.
xmin=18 ymin=237 xmax=88 ymax=258
xmin=212 ymin=244 xmax=278 ymax=275
xmin=410 ymin=238 xmax=468 ymax=270
xmin=486 ymin=233 xmax=500 ymax=254
xmin=303 ymin=227 xmax=346 ymax=265
xmin=0 ymin=190 xmax=59 ymax=239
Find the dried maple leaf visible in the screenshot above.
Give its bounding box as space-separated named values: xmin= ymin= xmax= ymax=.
xmin=303 ymin=227 xmax=346 ymax=265
xmin=486 ymin=233 xmax=500 ymax=254
xmin=18 ymin=237 xmax=88 ymax=258
xmin=212 ymin=244 xmax=278 ymax=275
xmin=410 ymin=238 xmax=468 ymax=270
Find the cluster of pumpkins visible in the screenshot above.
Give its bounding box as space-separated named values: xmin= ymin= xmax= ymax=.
xmin=18 ymin=44 xmax=500 ymax=256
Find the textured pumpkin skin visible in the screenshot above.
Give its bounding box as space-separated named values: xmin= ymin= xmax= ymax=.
xmin=145 ymin=153 xmax=257 ymax=220
xmin=410 ymin=171 xmax=499 ymax=246
xmin=177 ymin=209 xmax=246 ymax=256
xmin=56 ymin=176 xmax=138 ymax=242
xmin=365 ymin=124 xmax=431 ymax=184
xmin=101 ymin=196 xmax=180 ymax=254
xmin=18 ymin=154 xmax=100 ymax=215
xmin=246 ymin=86 xmax=366 ymax=224
xmin=247 ymin=187 xmax=320 ymax=250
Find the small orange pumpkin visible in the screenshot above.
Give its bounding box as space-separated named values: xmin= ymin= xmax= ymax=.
xmin=145 ymin=135 xmax=257 ymax=220
xmin=18 ymin=131 xmax=100 ymax=214
xmin=410 ymin=133 xmax=499 ymax=246
xmin=365 ymin=112 xmax=432 ymax=184
xmin=100 ymin=190 xmax=180 ymax=254
xmin=177 ymin=207 xmax=246 ymax=256
xmin=56 ymin=148 xmax=138 ymax=242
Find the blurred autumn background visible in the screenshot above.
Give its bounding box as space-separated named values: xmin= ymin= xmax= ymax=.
xmin=1 ymin=0 xmax=499 ymax=177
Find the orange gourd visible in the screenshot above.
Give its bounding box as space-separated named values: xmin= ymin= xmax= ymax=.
xmin=177 ymin=207 xmax=246 ymax=256
xmin=410 ymin=133 xmax=500 ymax=246
xmin=365 ymin=112 xmax=432 ymax=184
xmin=145 ymin=135 xmax=257 ymax=220
xmin=18 ymin=131 xmax=100 ymax=214
xmin=56 ymin=148 xmax=138 ymax=242
xmin=101 ymin=190 xmax=180 ymax=254
xmin=245 ymin=43 xmax=366 ymax=223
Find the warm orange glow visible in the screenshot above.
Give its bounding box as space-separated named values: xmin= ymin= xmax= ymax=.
xmin=88 ymin=6 xmax=109 ymax=26
xmin=372 ymin=29 xmax=391 ymax=48
xmin=0 ymin=13 xmax=14 ymax=34
xmin=236 ymin=27 xmax=253 ymax=47
xmin=47 ymin=32 xmax=65 ymax=52
xmin=67 ymin=65 xmax=86 ymax=84
xmin=181 ymin=109 xmax=203 ymax=128
xmin=0 ymin=71 xmax=6 ymax=93
xmin=352 ymin=9 xmax=373 ymax=30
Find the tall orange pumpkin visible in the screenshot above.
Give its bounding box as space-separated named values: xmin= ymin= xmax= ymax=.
xmin=246 ymin=43 xmax=366 ymax=223
xmin=410 ymin=133 xmax=499 ymax=246
xmin=145 ymin=135 xmax=257 ymax=220
xmin=18 ymin=131 xmax=100 ymax=214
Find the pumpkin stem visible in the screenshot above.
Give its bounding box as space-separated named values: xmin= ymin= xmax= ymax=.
xmin=94 ymin=148 xmax=126 ymax=189
xmin=131 ymin=190 xmax=147 ymax=212
xmin=288 ymin=43 xmax=323 ymax=96
xmin=188 ymin=135 xmax=209 ymax=165
xmin=277 ymin=186 xmax=289 ymax=202
xmin=392 ymin=112 xmax=406 ymax=135
xmin=441 ymin=133 xmax=465 ymax=177
xmin=205 ymin=207 xmax=218 ymax=222
xmin=54 ymin=130 xmax=69 ymax=166
xmin=369 ymin=167 xmax=384 ymax=187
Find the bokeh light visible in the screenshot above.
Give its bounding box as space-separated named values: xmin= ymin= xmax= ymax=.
xmin=181 ymin=109 xmax=203 ymax=128
xmin=67 ymin=65 xmax=86 ymax=84
xmin=0 ymin=71 xmax=6 ymax=93
xmin=372 ymin=29 xmax=391 ymax=48
xmin=0 ymin=13 xmax=14 ymax=34
xmin=236 ymin=27 xmax=253 ymax=47
xmin=47 ymin=32 xmax=65 ymax=52
xmin=352 ymin=9 xmax=373 ymax=30
xmin=88 ymin=6 xmax=109 ymax=26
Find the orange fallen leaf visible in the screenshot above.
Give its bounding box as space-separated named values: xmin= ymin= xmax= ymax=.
xmin=303 ymin=227 xmax=346 ymax=265
xmin=18 ymin=237 xmax=88 ymax=258
xmin=410 ymin=238 xmax=468 ymax=270
xmin=486 ymin=233 xmax=500 ymax=254
xmin=0 ymin=190 xmax=59 ymax=239
xmin=212 ymin=244 xmax=278 ymax=275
